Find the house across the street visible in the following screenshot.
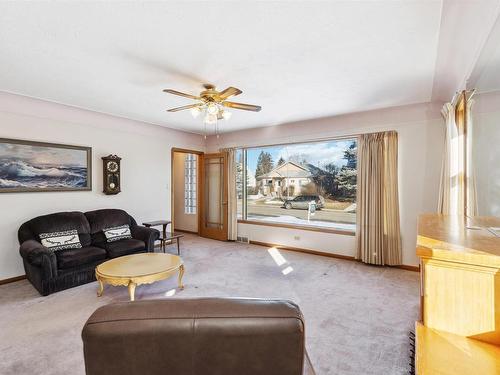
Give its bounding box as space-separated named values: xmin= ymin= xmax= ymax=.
xmin=257 ymin=161 xmax=313 ymax=198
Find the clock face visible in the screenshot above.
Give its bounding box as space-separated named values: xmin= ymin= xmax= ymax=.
xmin=107 ymin=161 xmax=119 ymax=173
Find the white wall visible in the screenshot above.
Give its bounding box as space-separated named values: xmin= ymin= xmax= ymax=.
xmin=173 ymin=152 xmax=198 ymax=232
xmin=208 ymin=102 xmax=445 ymax=266
xmin=0 ymin=92 xmax=445 ymax=278
xmin=472 ymin=91 xmax=500 ymax=216
xmin=0 ymin=92 xmax=204 ymax=279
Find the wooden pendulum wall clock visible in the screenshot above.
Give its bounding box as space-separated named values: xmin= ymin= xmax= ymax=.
xmin=102 ymin=155 xmax=121 ymax=195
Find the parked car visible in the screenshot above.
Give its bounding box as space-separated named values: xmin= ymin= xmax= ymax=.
xmin=283 ymin=195 xmax=325 ymax=210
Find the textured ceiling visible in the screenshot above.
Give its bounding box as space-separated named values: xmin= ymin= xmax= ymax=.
xmin=0 ymin=1 xmax=492 ymax=134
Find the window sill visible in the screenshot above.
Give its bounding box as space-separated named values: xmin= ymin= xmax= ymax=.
xmin=237 ymin=219 xmax=356 ymax=236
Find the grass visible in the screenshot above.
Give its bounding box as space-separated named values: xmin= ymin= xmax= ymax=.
xmin=323 ymin=199 xmax=353 ymax=210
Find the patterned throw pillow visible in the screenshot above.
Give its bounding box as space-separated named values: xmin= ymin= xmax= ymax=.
xmin=103 ymin=224 xmax=132 ymax=242
xmin=39 ymin=229 xmax=82 ymax=251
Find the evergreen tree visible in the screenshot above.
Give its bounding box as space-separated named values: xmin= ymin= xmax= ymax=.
xmin=236 ymin=150 xmax=254 ymax=196
xmin=335 ymin=141 xmax=357 ymax=199
xmin=277 ymin=157 xmax=286 ymax=167
xmin=255 ymin=151 xmax=274 ymax=177
xmin=336 ymin=168 xmax=357 ymax=198
xmin=344 ymin=142 xmax=357 ymax=169
xmin=235 ymin=159 xmax=243 ymax=197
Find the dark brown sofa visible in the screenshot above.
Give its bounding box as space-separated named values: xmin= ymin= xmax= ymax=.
xmin=18 ymin=209 xmax=159 ymax=296
xmin=82 ymin=298 xmax=315 ymax=375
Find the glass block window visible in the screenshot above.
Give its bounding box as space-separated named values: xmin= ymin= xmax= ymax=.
xmin=184 ymin=153 xmax=197 ymax=214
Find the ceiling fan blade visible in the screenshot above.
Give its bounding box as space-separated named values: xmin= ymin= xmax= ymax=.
xmin=167 ymin=104 xmax=201 ymax=112
xmin=163 ymin=89 xmax=200 ymax=100
xmin=218 ymin=87 xmax=242 ymax=100
xmin=222 ymin=101 xmax=261 ymax=112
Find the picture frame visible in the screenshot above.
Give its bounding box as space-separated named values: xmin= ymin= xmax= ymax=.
xmin=0 ymin=138 xmax=92 ymax=193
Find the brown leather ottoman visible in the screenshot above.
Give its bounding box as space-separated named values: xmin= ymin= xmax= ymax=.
xmin=82 ymin=297 xmax=315 ymax=375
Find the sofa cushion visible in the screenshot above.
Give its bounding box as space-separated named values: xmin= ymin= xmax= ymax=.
xmin=103 ymin=225 xmax=132 ymax=242
xmin=40 ymin=229 xmax=82 ymax=251
xmin=104 ymin=239 xmax=145 ymax=258
xmin=18 ymin=211 xmax=91 ymax=247
xmin=56 ymin=246 xmax=107 ymax=270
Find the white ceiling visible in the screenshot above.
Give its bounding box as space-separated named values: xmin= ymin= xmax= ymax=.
xmin=475 ymin=45 xmax=500 ymax=94
xmin=0 ymin=1 xmax=495 ymax=134
xmin=469 ymin=8 xmax=500 ymax=93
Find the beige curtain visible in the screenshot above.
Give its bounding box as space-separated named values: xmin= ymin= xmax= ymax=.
xmin=356 ymin=131 xmax=402 ymax=266
xmin=466 ymin=98 xmax=478 ymax=217
xmin=438 ymin=103 xmax=455 ymax=214
xmin=221 ymin=148 xmax=238 ymax=241
xmin=438 ymin=98 xmax=475 ymax=216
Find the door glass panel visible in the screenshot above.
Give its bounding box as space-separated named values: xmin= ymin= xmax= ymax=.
xmin=205 ymin=157 xmax=223 ymax=229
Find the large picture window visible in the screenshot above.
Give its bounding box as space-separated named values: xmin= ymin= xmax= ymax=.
xmin=236 ymin=138 xmax=357 ymax=232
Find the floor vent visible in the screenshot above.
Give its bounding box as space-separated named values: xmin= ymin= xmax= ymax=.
xmin=237 ymin=236 xmax=249 ymax=244
xmin=408 ymin=330 xmax=415 ymax=375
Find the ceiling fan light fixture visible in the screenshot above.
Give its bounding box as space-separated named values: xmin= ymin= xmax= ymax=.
xmin=190 ymin=106 xmax=201 ymax=118
xmin=222 ymin=110 xmax=232 ymax=120
xmin=163 ymin=84 xmax=261 ymax=138
xmin=205 ymin=113 xmax=218 ymax=124
xmin=206 ymin=102 xmax=219 ymax=115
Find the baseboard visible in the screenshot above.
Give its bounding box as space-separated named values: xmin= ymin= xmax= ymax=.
xmin=395 ymin=264 xmax=420 ymax=272
xmin=0 ymin=274 xmax=26 ymax=285
xmin=173 ymin=229 xmax=199 ymax=235
xmin=249 ymin=240 xmax=419 ymax=272
xmin=250 ymin=240 xmax=356 ymax=261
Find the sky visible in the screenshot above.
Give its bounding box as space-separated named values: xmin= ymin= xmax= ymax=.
xmin=0 ymin=142 xmax=87 ymax=167
xmin=243 ymin=139 xmax=356 ymax=176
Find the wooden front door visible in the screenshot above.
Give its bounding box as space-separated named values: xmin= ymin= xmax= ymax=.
xmin=200 ymin=152 xmax=228 ymax=240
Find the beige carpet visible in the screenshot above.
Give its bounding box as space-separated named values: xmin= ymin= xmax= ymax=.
xmin=0 ymin=234 xmax=419 ymax=375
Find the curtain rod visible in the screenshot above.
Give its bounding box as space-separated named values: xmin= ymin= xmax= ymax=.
xmin=466 ymin=88 xmax=476 ymax=101
xmin=451 ymin=89 xmax=475 ymax=106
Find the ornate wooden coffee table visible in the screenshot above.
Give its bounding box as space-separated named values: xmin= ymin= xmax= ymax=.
xmin=95 ymin=253 xmax=184 ymax=301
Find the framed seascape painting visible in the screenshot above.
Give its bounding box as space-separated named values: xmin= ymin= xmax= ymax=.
xmin=0 ymin=138 xmax=92 ymax=193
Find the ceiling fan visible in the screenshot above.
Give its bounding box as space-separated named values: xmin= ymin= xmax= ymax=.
xmin=163 ymin=84 xmax=261 ymax=132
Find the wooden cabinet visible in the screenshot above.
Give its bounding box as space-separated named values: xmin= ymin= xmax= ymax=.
xmin=415 ymin=322 xmax=500 ymax=375
xmin=416 ymin=214 xmax=500 ymax=374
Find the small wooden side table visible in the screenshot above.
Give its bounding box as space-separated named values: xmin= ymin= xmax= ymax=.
xmin=160 ymin=232 xmax=184 ymax=255
xmin=142 ymin=220 xmax=171 ymax=250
